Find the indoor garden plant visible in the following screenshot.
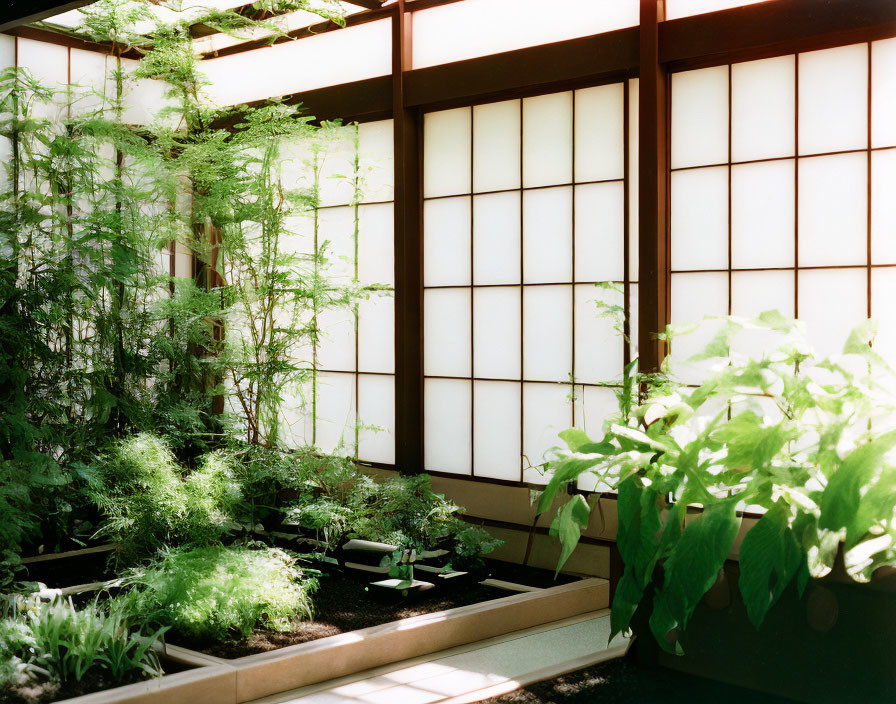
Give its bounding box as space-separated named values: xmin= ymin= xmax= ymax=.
xmin=543 ymin=308 xmax=896 ymax=653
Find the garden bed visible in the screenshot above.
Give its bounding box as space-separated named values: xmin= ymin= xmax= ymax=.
xmin=200 ymin=575 xmax=507 ymax=658
xmin=5 ymin=653 xmax=198 ymax=704
xmin=33 ymin=578 xmax=607 ymax=704
xmin=20 ymin=546 xmax=117 ymax=589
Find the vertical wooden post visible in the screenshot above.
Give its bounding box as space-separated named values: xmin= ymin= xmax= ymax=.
xmin=392 ymin=1 xmax=424 ymax=474
xmin=638 ymin=0 xmax=669 ymax=374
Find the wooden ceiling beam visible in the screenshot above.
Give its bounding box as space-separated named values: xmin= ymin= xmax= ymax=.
xmin=0 ymin=0 xmax=93 ymax=33
xmin=344 ymin=0 xmax=385 ymax=10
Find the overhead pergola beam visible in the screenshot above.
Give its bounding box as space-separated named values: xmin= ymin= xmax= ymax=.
xmin=344 ymin=0 xmax=385 ymax=10
xmin=0 ymin=1 xmax=93 ymax=33
xmin=660 ymin=0 xmax=896 ymax=69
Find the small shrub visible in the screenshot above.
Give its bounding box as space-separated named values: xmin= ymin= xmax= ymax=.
xmin=287 ymin=459 xmax=501 ymax=567
xmin=544 ymin=312 xmax=896 ymax=653
xmin=86 ymin=434 xmax=242 ymax=561
xmin=111 ymin=545 xmax=317 ymax=644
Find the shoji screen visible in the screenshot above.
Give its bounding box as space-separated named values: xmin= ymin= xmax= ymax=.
xmin=669 ymin=40 xmax=896 ymax=377
xmin=279 ymin=120 xmax=396 ymax=464
xmin=412 ymin=0 xmax=639 ymax=69
xmin=423 ymin=83 xmax=638 ymax=486
xmin=202 ymin=20 xmax=391 ymax=108
xmin=665 ymin=0 xmax=772 ymax=20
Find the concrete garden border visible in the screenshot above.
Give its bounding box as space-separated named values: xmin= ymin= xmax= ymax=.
xmin=56 ymin=577 xmax=608 ymax=704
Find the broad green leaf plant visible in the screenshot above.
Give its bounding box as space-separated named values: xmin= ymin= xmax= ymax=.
xmin=541 ymin=310 xmax=896 ymax=653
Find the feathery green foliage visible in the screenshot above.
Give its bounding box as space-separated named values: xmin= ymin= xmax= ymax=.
xmin=287 ymin=457 xmax=502 ymax=567
xmin=85 ymin=434 xmax=242 ymax=561
xmin=111 ymin=545 xmax=317 ymax=644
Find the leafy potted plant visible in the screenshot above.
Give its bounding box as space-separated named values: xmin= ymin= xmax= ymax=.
xmin=542 ymin=310 xmax=896 ymax=654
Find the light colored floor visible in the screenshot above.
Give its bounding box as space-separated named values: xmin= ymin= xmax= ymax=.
xmin=248 ymin=610 xmax=631 ymax=704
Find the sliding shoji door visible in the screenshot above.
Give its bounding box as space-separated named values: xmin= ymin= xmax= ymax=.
xmin=669 ymin=39 xmax=896 ymax=377
xmin=422 ymin=82 xmax=638 ymax=487
xmin=278 ymin=120 xmax=397 ymax=465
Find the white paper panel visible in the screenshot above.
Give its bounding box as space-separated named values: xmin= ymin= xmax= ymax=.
xmin=203 ymin=20 xmax=392 ymax=107
xmin=871 ymin=268 xmax=896 ymax=365
xmin=318 ymin=127 xmax=357 ymax=207
xmin=799 ymin=44 xmax=868 ymax=155
xmin=0 ymin=35 xmax=13 ymax=70
xmin=316 ymin=304 xmax=356 ymax=372
xmin=473 ymin=192 xmax=521 ymax=285
xmin=16 ymin=38 xmax=68 ymax=121
xmin=280 ymin=140 xmax=316 ymax=196
xmin=575 ymin=83 xmax=625 ymax=183
xmin=628 ymin=78 xmax=640 ymax=282
xmin=522 ymin=383 xmax=571 ymax=485
xmin=523 ymin=186 xmax=572 ymax=283
xmin=16 ymin=38 xmax=67 ymax=87
xmin=473 ymin=381 xmax=521 ymax=481
xmin=731 ymin=55 xmax=795 ymax=162
xmin=731 ymin=270 xmax=795 ymax=318
xmin=317 ymin=206 xmax=356 ymax=285
xmin=473 ymin=287 xmax=521 ymax=380
xmin=666 ymin=0 xmax=772 ymax=20
xmin=358 ymin=294 xmax=394 ymax=374
xmin=315 ymin=371 xmax=357 ymax=456
xmin=798 ymin=268 xmax=867 ymax=358
xmin=798 ymin=153 xmax=867 ymax=267
xmin=523 ymin=285 xmax=572 ymax=382
xmin=278 ymin=381 xmax=313 ymax=450
xmin=0 ymin=135 xmax=11 ymax=192
xmin=358 ymin=119 xmax=394 ymax=203
xmin=424 ymin=288 xmax=471 ymax=377
xmin=281 ymin=213 xmax=315 ymax=259
xmin=731 ymin=160 xmax=795 ymax=269
xmin=575 ymin=182 xmax=625 ymax=282
xmin=873 ymin=39 xmax=896 ymax=148
xmin=574 ymin=385 xmax=619 ymax=492
xmin=473 ymin=100 xmax=521 ymax=193
xmin=424 ymin=379 xmax=472 ymax=475
xmin=872 ymin=150 xmax=896 ymax=265
xmin=358 ymin=203 xmax=394 ymax=286
xmin=358 ymin=374 xmax=395 ymax=465
xmin=671 ymin=166 xmax=728 ymax=271
xmin=669 ymin=272 xmax=729 ymax=383
xmin=575 ymin=284 xmax=624 ymax=384
xmin=423 ymin=196 xmax=471 ymax=287
xmin=671 ymin=66 xmax=729 ymax=169
xmin=412 ymin=0 xmax=638 ymax=70
xmin=423 ymin=108 xmax=472 ymax=198
xmin=70 ymin=49 xmax=110 ymax=117
xmin=731 ymin=271 xmax=796 ymax=359
xmin=174 ymin=242 xmax=193 ymax=279
xmin=522 ymin=92 xmax=573 ymax=188
xmin=122 ymin=74 xmax=172 ymax=127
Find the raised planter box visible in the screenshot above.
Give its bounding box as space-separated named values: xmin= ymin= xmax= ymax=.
xmin=57 ymin=577 xmax=608 ymax=704
xmin=58 ymin=663 xmax=237 ymax=704
xmin=634 ymin=562 xmax=896 ymax=704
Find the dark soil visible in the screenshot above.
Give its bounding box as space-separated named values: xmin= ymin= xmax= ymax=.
xmin=485 ymin=559 xmax=579 ymax=589
xmin=478 ymin=658 xmax=799 ymax=704
xmin=0 ymin=669 xmax=160 ymax=704
xmin=201 ymin=576 xmax=508 ymax=658
xmin=20 ymin=550 xmax=116 ymax=589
